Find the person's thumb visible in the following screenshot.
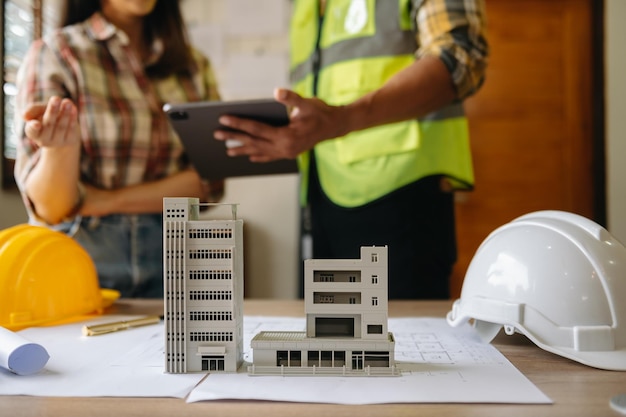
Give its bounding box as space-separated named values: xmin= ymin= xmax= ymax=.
xmin=274 ymin=87 xmax=305 ymax=107
xmin=274 ymin=88 xmax=306 ymax=118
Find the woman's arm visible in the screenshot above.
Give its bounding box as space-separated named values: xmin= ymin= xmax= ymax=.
xmin=80 ymin=168 xmax=206 ymax=217
xmin=19 ymin=97 xmax=82 ymax=225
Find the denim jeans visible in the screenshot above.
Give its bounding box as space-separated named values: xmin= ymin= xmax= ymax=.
xmin=57 ymin=213 xmax=164 ymax=298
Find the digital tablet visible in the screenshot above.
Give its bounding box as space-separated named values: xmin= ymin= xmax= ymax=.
xmin=163 ymin=99 xmax=298 ymax=180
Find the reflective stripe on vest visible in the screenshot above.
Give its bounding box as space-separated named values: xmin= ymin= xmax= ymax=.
xmin=292 ymin=0 xmax=474 ymax=207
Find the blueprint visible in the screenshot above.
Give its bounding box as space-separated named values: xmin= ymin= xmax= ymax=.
xmin=0 ymin=315 xmax=551 ymax=404
xmin=187 ymin=316 xmax=552 ymax=405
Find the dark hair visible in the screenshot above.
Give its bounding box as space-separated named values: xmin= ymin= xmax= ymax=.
xmin=60 ymin=0 xmax=195 ymax=78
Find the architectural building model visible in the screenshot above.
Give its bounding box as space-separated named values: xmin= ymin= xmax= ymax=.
xmin=248 ymin=245 xmax=398 ymax=376
xmin=163 ymin=197 xmax=244 ymax=373
xmin=163 ymin=197 xmax=395 ymax=376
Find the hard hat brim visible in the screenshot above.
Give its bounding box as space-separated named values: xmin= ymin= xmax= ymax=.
xmin=4 ymin=289 xmax=121 ymax=331
xmin=39 ymin=288 xmax=122 ymax=328
xmin=447 ymin=300 xmax=626 ymax=372
xmin=521 ymin=329 xmax=626 ymax=371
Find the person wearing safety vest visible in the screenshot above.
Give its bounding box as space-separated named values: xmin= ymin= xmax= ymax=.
xmin=215 ymin=0 xmax=489 ymax=299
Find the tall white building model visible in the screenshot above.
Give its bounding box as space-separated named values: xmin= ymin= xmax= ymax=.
xmin=248 ymin=246 xmax=398 ymax=376
xmin=163 ymin=197 xmax=244 ymax=373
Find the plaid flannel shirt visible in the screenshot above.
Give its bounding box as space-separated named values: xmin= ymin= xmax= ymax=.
xmin=415 ymin=0 xmax=489 ymax=98
xmin=14 ymin=12 xmax=220 ymax=218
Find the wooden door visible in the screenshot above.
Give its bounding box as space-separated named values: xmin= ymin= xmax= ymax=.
xmin=451 ymin=0 xmax=598 ymax=297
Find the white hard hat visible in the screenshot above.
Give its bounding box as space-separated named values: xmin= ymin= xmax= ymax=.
xmin=447 ymin=210 xmax=626 ymax=371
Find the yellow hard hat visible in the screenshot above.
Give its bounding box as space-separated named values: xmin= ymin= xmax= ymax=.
xmin=0 ymin=224 xmax=120 ymax=331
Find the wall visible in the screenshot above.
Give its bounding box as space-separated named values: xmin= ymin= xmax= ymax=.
xmin=180 ymin=0 xmax=299 ymax=299
xmin=606 ymin=0 xmax=626 ymax=244
xmin=0 ymin=187 xmax=26 ymax=228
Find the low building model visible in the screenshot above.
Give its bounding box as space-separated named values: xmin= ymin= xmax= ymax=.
xmin=163 ymin=197 xmax=244 ymax=373
xmin=248 ymin=245 xmax=398 ymax=376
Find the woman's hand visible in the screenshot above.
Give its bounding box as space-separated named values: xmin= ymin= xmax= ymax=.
xmin=23 ymin=96 xmax=80 ymax=149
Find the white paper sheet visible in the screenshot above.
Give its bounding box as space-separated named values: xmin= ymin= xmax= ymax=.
xmin=0 ymin=316 xmax=552 ymax=404
xmin=0 ymin=316 xmax=205 ymax=398
xmin=0 ymin=326 xmax=49 ymax=376
xmin=187 ymin=317 xmax=552 ymax=405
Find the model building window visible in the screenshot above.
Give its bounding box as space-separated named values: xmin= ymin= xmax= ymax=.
xmin=367 ymin=324 xmax=383 ymax=334
xmin=187 ymin=228 xmax=234 ymax=239
xmin=189 ymin=311 xmax=233 ymax=321
xmin=315 ymin=294 xmax=335 ymax=303
xmin=372 ymin=296 xmax=378 ymax=306
xmin=290 ymin=350 xmax=302 ymax=366
xmin=320 ymin=350 xmax=333 ymax=367
xmin=165 ymin=229 xmax=184 ymax=238
xmin=364 ymin=351 xmax=390 ymax=368
xmin=216 ymin=290 xmax=232 ymax=300
xmin=209 ymin=270 xmax=232 ymax=280
xmin=307 ymin=351 xmax=319 ymax=366
xmin=333 ymin=351 xmax=346 ymax=367
xmin=208 ymin=248 xmax=232 ymax=259
xmin=277 ymin=350 xmax=288 ymax=366
xmin=189 ymin=249 xmax=209 ymax=259
xmin=307 ymin=351 xmax=348 ymax=367
xmin=188 ymin=270 xmax=233 ymax=280
xmin=190 ymin=331 xmax=233 ymax=342
xmin=189 ymin=290 xmax=233 ymax=301
xmin=189 ymin=270 xmax=209 ymax=279
xmin=165 ymin=290 xmax=184 ymax=301
xmin=188 ymin=228 xmax=208 ymax=239
xmin=314 ymin=271 xmax=361 ymax=282
xmin=371 ymin=253 xmax=378 ymax=262
xmin=315 ymin=317 xmax=355 ymax=337
xmin=164 ymin=249 xmax=183 ymax=259
xmin=207 ymin=228 xmax=233 ymax=239
xmin=316 ymin=292 xmax=360 ymax=304
xmin=188 ymin=248 xmax=235 ymax=259
xmin=164 ymin=208 xmax=186 ymax=218
xmin=372 ymin=275 xmax=378 ymax=284
xmin=317 ymin=273 xmax=334 ymax=282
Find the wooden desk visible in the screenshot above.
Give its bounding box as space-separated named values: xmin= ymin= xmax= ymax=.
xmin=2 ymin=299 xmax=624 ymax=417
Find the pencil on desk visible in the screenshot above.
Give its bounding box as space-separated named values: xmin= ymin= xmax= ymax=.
xmin=82 ymin=315 xmax=162 ymax=336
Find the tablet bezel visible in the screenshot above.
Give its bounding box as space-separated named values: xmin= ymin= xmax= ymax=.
xmin=163 ymin=99 xmax=298 ymax=180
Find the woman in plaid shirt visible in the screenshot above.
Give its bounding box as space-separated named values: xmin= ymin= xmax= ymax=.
xmin=14 ymin=0 xmax=221 ymax=297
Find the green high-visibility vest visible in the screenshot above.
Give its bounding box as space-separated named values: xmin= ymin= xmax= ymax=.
xmin=291 ymin=0 xmax=474 ymax=207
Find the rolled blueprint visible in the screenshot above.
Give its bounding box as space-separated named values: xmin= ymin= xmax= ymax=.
xmin=0 ymin=326 xmax=50 ymax=375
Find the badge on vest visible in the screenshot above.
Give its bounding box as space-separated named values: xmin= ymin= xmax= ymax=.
xmin=344 ymin=0 xmax=368 ymax=34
